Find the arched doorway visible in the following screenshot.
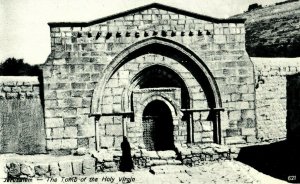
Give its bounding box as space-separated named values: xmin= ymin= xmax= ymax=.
xmin=142 ymin=100 xmax=175 ymax=151
xmin=91 ymin=37 xmax=223 ymax=150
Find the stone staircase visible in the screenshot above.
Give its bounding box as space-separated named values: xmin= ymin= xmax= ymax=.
xmin=140 ymin=150 xmax=181 ymax=167
xmin=91 ymin=143 xmax=236 ymax=172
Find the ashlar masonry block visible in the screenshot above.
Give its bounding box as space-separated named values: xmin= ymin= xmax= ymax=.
xmin=64 ymin=126 xmax=78 ymax=138
xmin=105 ymin=124 xmax=123 ymax=136
xmin=47 ymin=139 xmax=62 ymax=150
xmin=224 ymin=136 xmax=246 ymax=145
xmin=45 ymin=118 xmax=64 ymax=128
xmin=61 ymin=139 xmax=78 ymax=149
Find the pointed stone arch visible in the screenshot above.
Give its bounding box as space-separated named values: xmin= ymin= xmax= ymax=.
xmin=91 ymin=37 xmax=222 ymax=115
xmin=121 ymin=64 xmax=192 ymax=113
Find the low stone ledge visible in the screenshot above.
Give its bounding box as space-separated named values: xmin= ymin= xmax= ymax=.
xmin=0 ymin=76 xmax=39 ymax=85
xmin=2 ymin=154 xmax=93 ymax=179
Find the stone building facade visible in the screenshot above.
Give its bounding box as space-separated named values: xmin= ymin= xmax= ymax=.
xmin=43 ymin=3 xmax=255 ymax=154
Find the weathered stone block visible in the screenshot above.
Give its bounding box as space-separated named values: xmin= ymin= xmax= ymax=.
xmin=157 ymin=150 xmax=176 ymax=159
xmin=202 ymin=137 xmax=214 ymax=143
xmin=51 ymin=128 xmax=64 ymax=138
xmin=6 ymin=93 xmax=18 ymax=99
xmin=0 ymin=92 xmax=5 ymax=99
xmin=45 ymin=91 xmax=56 ymax=100
xmin=47 ymin=139 xmax=62 ymax=150
xmin=64 ymin=118 xmax=77 ymax=126
xmin=34 ymin=164 xmax=49 ymax=176
xmin=100 ymin=136 xmax=114 ymax=148
xmin=246 ymin=136 xmax=257 ymax=143
xmin=11 ymin=86 xmax=21 ymax=93
xmin=104 ymin=161 xmax=116 ymax=169
xmin=53 ymin=59 xmax=66 ymax=65
xmin=224 ymin=136 xmax=246 ymax=144
xmin=191 ymin=147 xmax=202 ymax=154
xmin=89 ymin=137 xmax=95 ymax=149
xmin=103 ymin=152 xmax=115 ymax=162
xmin=62 ymin=108 xmax=77 ymax=117
xmin=46 ymin=118 xmax=64 ymax=128
xmin=82 ymin=98 xmax=91 ymax=108
xmin=142 ymin=150 xmax=159 ymax=158
xmin=71 ymin=90 xmax=84 ymax=97
xmin=231 ymin=94 xmax=240 ymax=101
xmin=49 ymin=162 xmax=60 ymax=176
xmin=178 ymin=147 xmax=191 ymax=156
xmin=58 ymin=98 xmax=83 ymax=107
xmin=87 ymin=82 xmax=97 ymax=90
xmin=57 ymin=90 xmax=71 ymax=99
xmin=64 ymin=126 xmax=78 ymax=138
xmin=77 ymin=107 xmax=90 ymax=115
xmin=201 ymin=121 xmax=213 ymax=131
xmin=51 ymin=83 xmax=71 ymax=90
xmin=71 ymin=83 xmax=86 ymax=89
xmin=78 ymin=123 xmax=94 ymax=137
xmin=228 ymin=111 xmax=241 ymax=120
xmin=45 ymin=100 xmax=58 ymax=109
xmin=82 ymin=158 xmax=95 ymax=175
xmin=59 ymin=161 xmax=73 ymax=177
xmin=61 ymin=138 xmax=77 ymax=149
xmin=241 ymin=110 xmax=255 ymax=119
xmin=3 ymin=80 xmax=17 ymax=86
xmin=214 ymin=35 xmax=226 ymax=43
xmin=105 ymin=124 xmax=123 ymax=136
xmin=235 ymin=101 xmax=250 ymax=109
xmin=194 ymin=133 xmax=202 ymax=143
xmin=226 ymin=128 xmax=241 ymax=137
xmin=241 ymin=128 xmax=256 ymax=136
xmin=77 ymin=138 xmax=89 ymax=148
xmin=242 ymin=94 xmax=255 ymax=101
xmin=20 ymin=164 xmax=34 ymax=177
xmin=238 ymin=118 xmax=255 ymax=128
xmin=7 ymin=162 xmax=21 ymax=177
xmin=72 ymin=160 xmax=83 ymax=175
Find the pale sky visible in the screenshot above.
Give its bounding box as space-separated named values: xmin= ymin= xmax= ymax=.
xmin=0 ymin=0 xmax=283 ymax=65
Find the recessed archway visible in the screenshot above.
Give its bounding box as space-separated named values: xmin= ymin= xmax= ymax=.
xmin=122 ymin=64 xmax=192 ymax=113
xmin=142 ymin=100 xmax=175 ymax=151
xmin=91 ymin=37 xmax=222 ymax=115
xmin=91 ymin=37 xmax=224 ymax=149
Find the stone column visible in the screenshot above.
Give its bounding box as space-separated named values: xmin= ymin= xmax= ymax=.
xmin=190 ymin=112 xmax=194 ymax=143
xmin=122 ymin=116 xmax=130 ymax=137
xmin=95 ymin=116 xmax=100 ymax=151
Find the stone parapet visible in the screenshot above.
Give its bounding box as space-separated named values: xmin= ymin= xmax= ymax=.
xmin=0 ymin=76 xmax=40 ymax=99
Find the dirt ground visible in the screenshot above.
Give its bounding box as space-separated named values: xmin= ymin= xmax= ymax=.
xmin=2 ymin=160 xmax=286 ymax=184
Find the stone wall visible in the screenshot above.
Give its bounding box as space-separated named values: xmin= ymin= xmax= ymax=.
xmin=3 ymin=154 xmax=95 ymax=179
xmin=252 ymin=57 xmax=300 ymax=141
xmin=44 ymin=5 xmax=255 ymax=151
xmin=0 ymin=76 xmax=46 ymax=154
xmin=0 ymin=76 xmax=40 ymax=99
xmin=2 ymin=143 xmax=236 ymax=179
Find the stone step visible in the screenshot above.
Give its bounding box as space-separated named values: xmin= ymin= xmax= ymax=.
xmin=141 ymin=150 xmax=177 ymax=160
xmin=148 ymin=159 xmax=182 ymax=166
xmin=149 ymin=165 xmax=189 ymax=175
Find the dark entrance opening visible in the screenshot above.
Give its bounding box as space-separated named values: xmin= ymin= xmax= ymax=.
xmin=142 ymin=100 xmax=174 ymax=151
